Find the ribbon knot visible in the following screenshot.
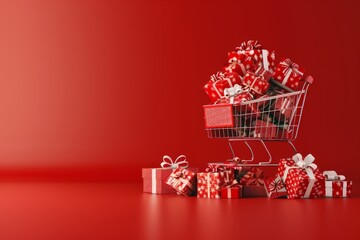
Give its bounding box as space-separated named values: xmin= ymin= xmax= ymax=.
xmin=236 ymin=40 xmax=262 ymax=51
xmin=269 ymin=177 xmax=285 ymax=192
xmin=160 ymin=155 xmax=188 ymax=169
xmin=170 ymin=169 xmax=186 ymax=179
xmin=223 ymin=84 xmax=242 ymax=104
xmin=292 ymin=153 xmax=317 ymax=170
xmin=210 ymin=71 xmax=225 ymax=82
xmin=323 ymin=171 xmax=346 ymax=181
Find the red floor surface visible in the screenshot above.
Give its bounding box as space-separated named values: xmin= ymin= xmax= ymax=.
xmin=0 ymin=182 xmax=359 ymax=240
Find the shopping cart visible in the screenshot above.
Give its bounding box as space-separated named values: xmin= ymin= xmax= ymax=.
xmin=203 ymin=76 xmax=313 ymax=167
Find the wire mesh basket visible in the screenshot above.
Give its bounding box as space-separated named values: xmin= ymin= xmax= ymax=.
xmin=203 ymin=76 xmax=313 ymax=166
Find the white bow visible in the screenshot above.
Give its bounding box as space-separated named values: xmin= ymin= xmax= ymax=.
xmin=160 ymin=155 xmax=188 ymax=169
xmin=323 ymin=171 xmax=346 ymax=181
xmin=292 ymin=153 xmax=317 ymax=170
xmin=224 ymin=84 xmax=242 ymax=104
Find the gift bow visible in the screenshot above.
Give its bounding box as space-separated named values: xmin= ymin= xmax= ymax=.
xmin=206 ymin=164 xmax=227 ymax=173
xmin=292 ymin=153 xmax=317 ymax=170
xmin=280 ymin=58 xmax=304 ymax=85
xmin=240 ymin=167 xmax=264 ymax=186
xmin=323 ymin=171 xmax=346 ymax=181
xmin=160 ymin=155 xmax=188 ymax=169
xmin=224 ymin=84 xmax=242 ymax=104
xmin=236 ymin=40 xmax=262 ymax=51
xmin=269 ymin=177 xmax=285 ymax=192
xmin=210 ymin=71 xmax=225 ymax=82
xmin=169 ymin=168 xmax=187 ymax=179
xmin=224 ymin=179 xmax=240 ymax=188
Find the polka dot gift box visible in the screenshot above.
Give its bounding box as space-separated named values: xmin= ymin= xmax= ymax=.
xmin=223 ymin=52 xmax=254 ymax=77
xmin=272 ymin=58 xmax=304 ymax=91
xmin=277 ymin=153 xmax=325 ymax=199
xmin=204 ymin=71 xmax=241 ymax=103
xmin=197 ymin=166 xmax=234 ymax=198
xmin=242 ymin=72 xmax=270 ymax=98
xmin=235 ymin=40 xmax=276 ymax=73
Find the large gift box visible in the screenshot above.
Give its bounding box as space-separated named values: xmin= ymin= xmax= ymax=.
xmin=197 ymin=165 xmax=234 ymax=198
xmin=142 ymin=155 xmax=190 ymax=194
xmin=272 ymin=58 xmax=304 ymax=91
xmin=323 ymin=171 xmax=352 ymax=198
xmin=278 ymin=153 xmax=325 ymax=199
xmin=235 ymin=40 xmax=276 ymax=72
xmin=264 ymin=175 xmax=287 ymax=199
xmin=166 ymin=167 xmax=198 ymax=196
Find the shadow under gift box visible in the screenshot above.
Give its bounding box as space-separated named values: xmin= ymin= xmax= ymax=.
xmin=142 ymin=167 xmax=198 ymax=194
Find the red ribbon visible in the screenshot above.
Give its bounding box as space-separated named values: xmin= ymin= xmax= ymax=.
xmin=269 ymin=178 xmax=285 ymax=192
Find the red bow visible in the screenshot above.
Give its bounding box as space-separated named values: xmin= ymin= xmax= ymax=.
xmin=269 ymin=178 xmax=285 ymax=192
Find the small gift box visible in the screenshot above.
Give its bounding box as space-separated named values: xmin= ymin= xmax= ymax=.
xmin=264 ymin=175 xmax=287 ymax=198
xmin=224 ymin=52 xmax=254 ymax=77
xmin=204 ymin=72 xmax=238 ymax=103
xmin=221 ymin=180 xmax=243 ymax=199
xmin=272 ymin=58 xmax=304 ymax=91
xmin=235 ymin=40 xmax=276 ymax=72
xmin=250 ymin=120 xmax=278 ymax=139
xmin=166 ymin=166 xmax=198 ymax=196
xmin=197 ymin=165 xmax=234 ymax=198
xmin=323 ymin=171 xmax=352 ymax=198
xmin=278 ymin=153 xmax=325 ymax=199
xmin=142 ymin=155 xmax=189 ymax=194
xmin=242 ymin=72 xmax=270 ymax=98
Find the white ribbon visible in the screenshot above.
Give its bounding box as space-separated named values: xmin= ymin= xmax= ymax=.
xmin=282 ymin=153 xmax=317 ymax=198
xmin=151 ymin=169 xmax=157 ymax=193
xmin=224 ymin=84 xmax=242 ymax=104
xmin=261 ymin=49 xmax=269 ymax=71
xmin=323 ymin=171 xmax=346 ymax=181
xmin=323 ymin=171 xmax=347 ymax=197
xmin=160 ymin=155 xmax=188 ymax=169
xmin=207 ymin=173 xmax=211 ymax=198
xmin=279 ymin=59 xmax=304 ymax=85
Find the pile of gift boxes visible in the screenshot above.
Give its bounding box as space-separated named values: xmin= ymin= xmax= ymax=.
xmin=203 ymin=40 xmax=308 ymax=139
xmin=142 ymin=40 xmax=352 ymax=199
xmin=142 ymin=154 xmax=352 ymax=199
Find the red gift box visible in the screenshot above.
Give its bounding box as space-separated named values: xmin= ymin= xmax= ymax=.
xmin=142 ymin=168 xmax=177 ymax=194
xmin=204 ymin=72 xmax=238 ymax=103
xmin=272 ymin=58 xmax=304 ymax=91
xmin=323 ymin=171 xmax=352 ymax=198
xmin=237 ymin=167 xmax=267 ymax=197
xmin=273 ymin=96 xmax=294 ymax=124
xmin=142 ymin=155 xmax=190 ymax=194
xmin=235 ymin=40 xmax=276 ymax=72
xmin=250 ymin=120 xmax=278 ymax=139
xmin=264 ymin=175 xmax=287 ymax=198
xmin=278 ymin=153 xmax=325 ymax=199
xmin=242 ymin=72 xmax=270 ymax=98
xmin=166 ymin=167 xmax=198 ymax=196
xmin=224 ymin=52 xmax=254 ymax=77
xmin=197 ymin=166 xmax=234 ymax=198
xmin=221 ymin=180 xmax=243 ymax=199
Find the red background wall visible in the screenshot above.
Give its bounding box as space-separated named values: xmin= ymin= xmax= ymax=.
xmin=0 ymin=0 xmax=359 ymax=185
